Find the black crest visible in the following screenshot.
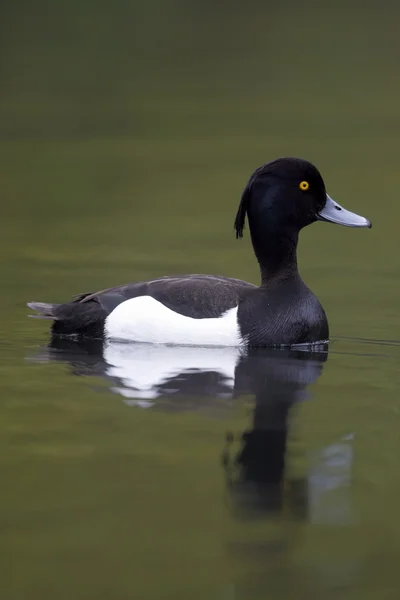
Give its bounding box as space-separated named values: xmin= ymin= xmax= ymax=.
xmin=234 ymin=183 xmax=251 ymax=239
xmin=234 ymin=165 xmax=267 ymax=239
xmin=234 ymin=164 xmax=268 ymax=239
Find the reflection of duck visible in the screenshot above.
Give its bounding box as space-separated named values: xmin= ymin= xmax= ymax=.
xmin=31 ymin=337 xmax=242 ymax=407
xmin=221 ymin=347 xmax=359 ymax=600
xmin=28 ymin=158 xmax=370 ymax=346
xmin=28 ymin=338 xmax=326 ymax=414
xmin=223 ymin=348 xmax=328 ymax=516
xmin=103 ymin=343 xmax=240 ymax=400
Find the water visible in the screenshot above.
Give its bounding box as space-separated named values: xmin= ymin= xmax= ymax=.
xmin=2 ymin=2 xmax=400 ymax=599
xmin=4 ymin=337 xmax=400 ymax=599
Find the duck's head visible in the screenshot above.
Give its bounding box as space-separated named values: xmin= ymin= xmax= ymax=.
xmin=235 ymin=157 xmax=371 ymax=239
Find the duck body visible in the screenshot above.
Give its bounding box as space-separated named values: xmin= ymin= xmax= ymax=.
xmin=30 ymin=274 xmax=254 ymax=344
xmin=30 ymin=272 xmax=327 ymax=346
xmin=28 ymin=157 xmax=370 ymax=347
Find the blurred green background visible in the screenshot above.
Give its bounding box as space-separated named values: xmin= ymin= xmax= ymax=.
xmin=1 ymin=0 xmax=399 ymax=342
xmin=1 ymin=2 xmax=400 ymax=599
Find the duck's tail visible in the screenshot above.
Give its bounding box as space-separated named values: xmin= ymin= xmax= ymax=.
xmin=27 ymin=301 xmax=59 ymax=320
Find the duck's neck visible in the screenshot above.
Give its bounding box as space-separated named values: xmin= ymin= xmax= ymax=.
xmin=249 ymin=222 xmax=299 ymax=285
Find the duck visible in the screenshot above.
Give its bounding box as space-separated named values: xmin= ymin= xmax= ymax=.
xmin=27 ymin=157 xmax=371 ymax=347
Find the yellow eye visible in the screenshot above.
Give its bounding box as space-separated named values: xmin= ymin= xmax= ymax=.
xmin=299 ymin=181 xmax=310 ymax=191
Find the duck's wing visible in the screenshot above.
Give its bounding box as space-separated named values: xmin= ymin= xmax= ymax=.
xmin=78 ymin=275 xmax=255 ymax=317
xmin=28 ymin=275 xmax=256 ymax=337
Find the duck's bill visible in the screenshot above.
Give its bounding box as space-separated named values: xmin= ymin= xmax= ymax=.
xmin=317 ymin=194 xmax=372 ymax=228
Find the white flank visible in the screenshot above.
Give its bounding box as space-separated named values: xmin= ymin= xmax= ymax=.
xmin=104 ymin=296 xmax=242 ymax=346
xmin=104 ymin=342 xmax=241 ymax=400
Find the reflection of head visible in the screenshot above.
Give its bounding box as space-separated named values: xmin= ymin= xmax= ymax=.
xmin=223 ymin=347 xmax=328 ymax=516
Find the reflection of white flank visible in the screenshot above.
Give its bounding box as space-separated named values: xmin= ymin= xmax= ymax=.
xmin=104 ymin=342 xmax=241 ymax=402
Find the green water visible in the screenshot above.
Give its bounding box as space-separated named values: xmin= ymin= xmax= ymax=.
xmin=2 ymin=2 xmax=400 ymax=599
